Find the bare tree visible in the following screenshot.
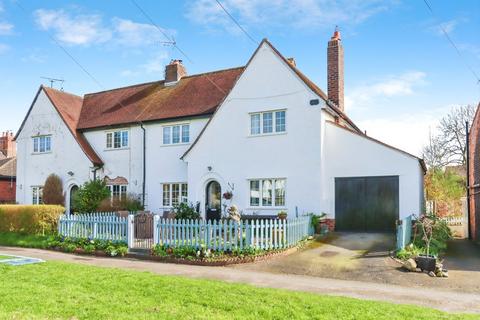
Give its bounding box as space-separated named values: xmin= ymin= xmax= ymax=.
xmin=422 ymin=105 xmax=475 ymax=168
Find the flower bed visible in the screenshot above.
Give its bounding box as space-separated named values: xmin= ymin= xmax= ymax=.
xmin=45 ymin=235 xmax=128 ymax=257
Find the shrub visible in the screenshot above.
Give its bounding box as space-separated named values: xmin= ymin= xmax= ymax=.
xmin=413 ymin=214 xmax=452 ymax=256
xmin=73 ymin=180 xmax=110 ymax=213
xmin=0 ymin=205 xmax=65 ymax=235
xmin=173 ymin=202 xmax=200 ymax=220
xmin=97 ymin=193 xmax=144 ymax=212
xmin=42 ymin=174 xmax=65 ymax=205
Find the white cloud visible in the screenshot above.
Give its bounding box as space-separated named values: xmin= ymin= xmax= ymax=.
xmin=34 ymin=9 xmax=111 ymax=46
xmin=0 ymin=21 xmax=12 ymax=35
xmin=0 ymin=43 xmax=9 ymax=54
xmin=185 ymin=0 xmax=396 ymax=33
xmin=345 ymin=71 xmax=427 ymax=111
xmin=112 ymin=18 xmax=175 ymax=47
xmin=121 ymin=52 xmax=170 ymax=77
xmin=356 ymin=106 xmax=453 ymax=157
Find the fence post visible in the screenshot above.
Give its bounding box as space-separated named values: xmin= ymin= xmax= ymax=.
xmin=127 ymin=214 xmax=134 ymax=249
xmin=153 ymin=215 xmax=159 ymax=245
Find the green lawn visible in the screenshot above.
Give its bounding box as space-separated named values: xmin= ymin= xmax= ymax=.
xmin=0 ymin=232 xmax=52 ymax=249
xmin=0 ymin=261 xmax=476 ymax=320
xmin=0 ymin=255 xmax=12 ymax=260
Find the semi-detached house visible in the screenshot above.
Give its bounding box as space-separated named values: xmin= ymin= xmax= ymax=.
xmin=15 ymin=31 xmax=426 ymax=232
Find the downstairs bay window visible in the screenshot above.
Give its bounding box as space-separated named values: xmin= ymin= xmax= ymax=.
xmin=107 ymin=185 xmax=127 ymax=202
xmin=32 ymin=186 xmax=43 ymax=205
xmin=162 ymin=183 xmax=188 ymax=207
xmin=249 ymin=178 xmax=286 ymax=207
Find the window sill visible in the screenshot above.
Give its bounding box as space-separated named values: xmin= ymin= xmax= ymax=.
xmin=247 ymin=132 xmax=287 ymax=138
xmin=245 ymin=207 xmax=287 ymax=210
xmin=31 ymin=151 xmax=52 ymax=155
xmin=104 ymin=147 xmax=130 ymax=151
xmin=161 ymin=142 xmax=191 ymax=147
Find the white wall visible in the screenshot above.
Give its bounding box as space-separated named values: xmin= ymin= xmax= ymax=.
xmin=83 ymin=117 xmax=209 ymax=212
xmin=16 ymin=89 xmax=93 ymax=206
xmin=184 ymin=42 xmax=326 ymax=217
xmin=323 ymin=122 xmax=424 ymax=219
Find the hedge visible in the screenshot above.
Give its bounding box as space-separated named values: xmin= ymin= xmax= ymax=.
xmin=0 ymin=205 xmax=65 ymax=235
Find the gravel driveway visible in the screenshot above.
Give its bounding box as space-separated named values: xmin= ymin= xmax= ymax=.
xmin=229 ymin=232 xmax=480 ymax=294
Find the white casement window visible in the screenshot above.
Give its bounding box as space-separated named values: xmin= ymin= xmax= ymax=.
xmin=162 ymin=183 xmax=188 ymax=207
xmin=163 ymin=124 xmax=190 ymax=145
xmin=107 ymin=185 xmax=127 ymax=201
xmin=33 ymin=136 xmax=51 ymax=153
xmin=250 ymin=110 xmax=286 ymax=135
xmin=106 ymin=130 xmax=129 ymax=149
xmin=32 ymin=186 xmax=43 ymax=205
xmin=249 ymin=178 xmax=286 ymax=207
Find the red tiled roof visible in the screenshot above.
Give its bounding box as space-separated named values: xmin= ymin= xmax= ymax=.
xmin=77 ymin=67 xmax=245 ymax=130
xmin=42 ymin=87 xmax=104 ymax=166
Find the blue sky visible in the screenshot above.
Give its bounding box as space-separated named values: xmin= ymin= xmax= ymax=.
xmin=0 ymin=0 xmax=479 ymax=156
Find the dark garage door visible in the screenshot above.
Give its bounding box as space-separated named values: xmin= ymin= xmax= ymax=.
xmin=335 ymin=176 xmax=399 ymax=232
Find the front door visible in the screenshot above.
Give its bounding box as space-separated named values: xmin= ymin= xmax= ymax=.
xmin=69 ymin=185 xmax=78 ymax=214
xmin=206 ymin=181 xmax=221 ymax=220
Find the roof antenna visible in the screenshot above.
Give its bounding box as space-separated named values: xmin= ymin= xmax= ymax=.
xmin=40 ymin=77 xmax=65 ymax=90
xmin=159 ymin=36 xmax=176 ymax=47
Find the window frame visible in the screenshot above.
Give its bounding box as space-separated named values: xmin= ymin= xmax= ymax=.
xmin=32 ymin=135 xmax=52 ymax=154
xmin=105 ymin=130 xmax=129 ymax=150
xmin=162 ymin=123 xmax=190 ymax=145
xmin=248 ymin=178 xmax=286 ymax=208
xmin=249 ymin=109 xmax=287 ymax=136
xmin=162 ymin=183 xmax=188 ymax=207
xmin=107 ymin=184 xmax=128 ymax=203
xmin=32 ymin=186 xmax=43 ymax=205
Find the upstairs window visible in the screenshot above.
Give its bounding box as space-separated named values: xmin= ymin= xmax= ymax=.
xmin=106 ymin=130 xmax=128 ymax=149
xmin=32 ymin=186 xmax=43 ymax=204
xmin=250 ymin=110 xmax=286 ymax=135
xmin=33 ymin=136 xmax=51 ymax=153
xmin=249 ymin=178 xmax=286 ymax=207
xmin=163 ymin=124 xmax=190 ymax=145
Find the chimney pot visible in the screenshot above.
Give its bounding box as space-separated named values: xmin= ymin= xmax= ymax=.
xmin=327 ymin=27 xmax=344 ymax=112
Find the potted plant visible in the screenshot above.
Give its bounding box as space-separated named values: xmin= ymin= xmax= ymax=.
xmin=311 ymin=213 xmax=327 ymax=234
xmin=415 ymin=215 xmax=437 ymax=272
xmin=223 ymin=191 xmax=233 ymax=200
xmin=277 ymin=211 xmax=287 ymax=220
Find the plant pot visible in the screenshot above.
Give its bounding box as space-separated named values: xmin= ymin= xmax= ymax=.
xmin=416 ymin=254 xmax=436 ymax=272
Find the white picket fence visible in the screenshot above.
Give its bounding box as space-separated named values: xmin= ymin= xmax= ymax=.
xmin=58 ymin=213 xmax=313 ymax=251
xmin=153 ymin=216 xmax=312 ymax=250
xmin=441 ymin=216 xmax=464 ymax=226
xmin=58 ymin=213 xmax=128 ymax=242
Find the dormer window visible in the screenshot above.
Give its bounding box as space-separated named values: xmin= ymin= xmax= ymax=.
xmin=33 ymin=135 xmax=51 ymax=153
xmin=250 ymin=110 xmax=286 ymax=136
xmin=106 ymin=130 xmax=128 ymax=149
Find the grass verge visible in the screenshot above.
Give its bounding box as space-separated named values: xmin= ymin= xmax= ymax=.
xmin=0 ymin=261 xmax=477 ymax=320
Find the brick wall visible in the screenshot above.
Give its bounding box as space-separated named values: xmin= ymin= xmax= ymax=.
xmin=468 ymin=103 xmax=480 ymax=240
xmin=327 ymin=30 xmax=344 ymax=112
xmin=0 ymin=131 xmax=15 ymax=158
xmin=0 ymin=179 xmax=16 ymax=203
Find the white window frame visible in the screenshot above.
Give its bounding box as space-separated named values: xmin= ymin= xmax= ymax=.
xmin=32 ymin=135 xmax=52 ymax=154
xmin=106 ymin=130 xmax=129 ymax=150
xmin=107 ymin=185 xmax=128 ymax=202
xmin=162 ymin=124 xmax=190 ymax=145
xmin=162 ymin=183 xmax=188 ymax=207
xmin=249 ymin=110 xmax=286 ymax=136
xmin=248 ymin=178 xmax=286 ymax=208
xmin=32 ymin=186 xmax=43 ymax=205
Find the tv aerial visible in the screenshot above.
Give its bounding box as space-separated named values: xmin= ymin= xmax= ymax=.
xmin=40 ymin=77 xmax=65 ymax=90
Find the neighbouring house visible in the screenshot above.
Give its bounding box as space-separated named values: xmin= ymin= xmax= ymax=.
xmin=15 ymin=31 xmax=426 ymax=232
xmin=0 ymin=131 xmax=16 ymax=203
xmin=468 ymin=102 xmax=480 ymax=240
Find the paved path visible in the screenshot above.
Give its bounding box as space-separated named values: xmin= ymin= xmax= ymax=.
xmin=1 ymin=246 xmax=479 ymax=314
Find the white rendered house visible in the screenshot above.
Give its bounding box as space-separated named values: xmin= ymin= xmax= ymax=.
xmin=15 ymin=32 xmax=425 ymax=232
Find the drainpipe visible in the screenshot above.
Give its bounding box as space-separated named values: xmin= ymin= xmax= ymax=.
xmin=140 ymin=123 xmax=146 ymax=207
xmin=466 ymin=121 xmax=472 ymax=240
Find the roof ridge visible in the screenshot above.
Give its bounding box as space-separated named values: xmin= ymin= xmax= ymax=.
xmin=84 ymin=66 xmax=245 ymax=97
xmin=41 ymin=85 xmax=83 ymax=99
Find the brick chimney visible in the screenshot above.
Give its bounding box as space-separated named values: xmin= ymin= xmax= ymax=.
xmin=0 ymin=131 xmax=15 ymax=158
xmin=165 ymin=59 xmax=187 ymax=85
xmin=327 ymin=27 xmax=344 ymax=112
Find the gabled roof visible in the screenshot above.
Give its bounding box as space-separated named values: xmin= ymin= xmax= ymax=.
xmin=182 ymin=39 xmax=362 ymax=160
xmin=77 ymin=67 xmax=244 ymax=130
xmin=16 ymin=86 xmax=103 ymax=166
xmin=326 ymin=120 xmax=427 ymax=173
xmin=0 ymin=157 xmax=16 ymax=178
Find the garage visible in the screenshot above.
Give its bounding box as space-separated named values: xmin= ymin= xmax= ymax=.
xmin=335 ymin=176 xmax=399 ymax=232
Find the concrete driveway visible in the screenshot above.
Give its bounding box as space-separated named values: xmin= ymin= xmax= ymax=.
xmin=230 ymin=232 xmax=480 ymax=294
